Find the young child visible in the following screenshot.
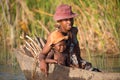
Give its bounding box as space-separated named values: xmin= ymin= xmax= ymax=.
xmin=45 ymin=35 xmax=69 ymax=66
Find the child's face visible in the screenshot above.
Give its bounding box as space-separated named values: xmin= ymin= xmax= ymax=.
xmin=54 ymin=40 xmax=66 ymax=53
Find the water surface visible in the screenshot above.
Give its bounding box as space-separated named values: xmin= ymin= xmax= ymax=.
xmin=0 ymin=64 xmax=26 ymax=80
xmin=84 ymin=54 xmax=120 ymax=72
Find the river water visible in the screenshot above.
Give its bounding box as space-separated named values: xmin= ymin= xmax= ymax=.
xmin=83 ymin=54 xmax=120 ymax=72
xmin=92 ymin=55 xmax=120 ymax=72
xmin=0 ymin=55 xmax=120 ymax=80
xmin=0 ymin=64 xmax=26 ymax=80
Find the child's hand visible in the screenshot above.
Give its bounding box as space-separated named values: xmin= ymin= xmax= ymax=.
xmin=53 ymin=60 xmax=58 ymax=64
xmin=39 ymin=60 xmax=48 ymax=76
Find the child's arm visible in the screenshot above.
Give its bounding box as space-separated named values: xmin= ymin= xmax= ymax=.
xmin=45 ymin=50 xmax=57 ymax=64
xmin=45 ymin=58 xmax=57 ymax=63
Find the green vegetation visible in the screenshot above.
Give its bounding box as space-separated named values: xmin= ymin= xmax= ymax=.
xmin=0 ymin=0 xmax=120 ymax=72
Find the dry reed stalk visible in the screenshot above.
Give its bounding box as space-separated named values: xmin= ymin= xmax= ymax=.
xmin=26 ymin=36 xmax=43 ymax=51
xmin=33 ymin=9 xmax=53 ymax=17
xmin=72 ymin=1 xmax=119 ymax=55
xmin=37 ymin=20 xmax=50 ymax=35
xmin=24 ymin=46 xmax=35 ymax=57
xmin=25 ymin=41 xmax=37 ymax=57
xmin=29 ymin=42 xmax=41 ymax=53
xmin=20 ymin=35 xmax=46 ymax=59
xmin=39 ymin=37 xmax=46 ymax=48
xmin=26 ymin=35 xmax=42 ymax=51
xmin=34 ymin=36 xmax=42 ymax=49
xmin=16 ymin=0 xmax=35 ymax=22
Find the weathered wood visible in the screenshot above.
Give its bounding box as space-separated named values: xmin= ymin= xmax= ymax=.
xmin=15 ymin=50 xmax=120 ymax=80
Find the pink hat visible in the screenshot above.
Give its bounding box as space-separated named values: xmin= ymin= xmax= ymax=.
xmin=53 ymin=4 xmax=77 ymax=21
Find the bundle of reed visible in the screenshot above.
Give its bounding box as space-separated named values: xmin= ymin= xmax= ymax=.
xmin=19 ymin=35 xmax=46 ymax=59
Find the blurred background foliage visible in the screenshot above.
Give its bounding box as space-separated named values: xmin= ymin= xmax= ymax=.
xmin=0 ymin=0 xmax=120 ymax=65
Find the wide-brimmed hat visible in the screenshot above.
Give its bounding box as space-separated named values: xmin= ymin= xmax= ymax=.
xmin=53 ymin=4 xmax=77 ymax=21
xmin=50 ymin=30 xmax=68 ymax=45
xmin=54 ymin=35 xmax=68 ymax=44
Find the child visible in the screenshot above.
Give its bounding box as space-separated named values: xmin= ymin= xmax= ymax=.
xmin=45 ymin=35 xmax=69 ymax=66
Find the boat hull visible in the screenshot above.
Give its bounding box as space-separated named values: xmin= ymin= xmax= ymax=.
xmin=15 ymin=50 xmax=120 ymax=80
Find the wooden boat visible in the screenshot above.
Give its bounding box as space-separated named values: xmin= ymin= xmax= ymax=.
xmin=14 ymin=49 xmax=120 ymax=80
xmin=14 ymin=35 xmax=120 ymax=80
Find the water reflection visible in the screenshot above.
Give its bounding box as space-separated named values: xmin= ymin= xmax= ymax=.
xmin=85 ymin=54 xmax=120 ymax=72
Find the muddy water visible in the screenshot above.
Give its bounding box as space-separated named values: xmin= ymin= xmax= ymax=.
xmin=0 ymin=64 xmax=26 ymax=80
